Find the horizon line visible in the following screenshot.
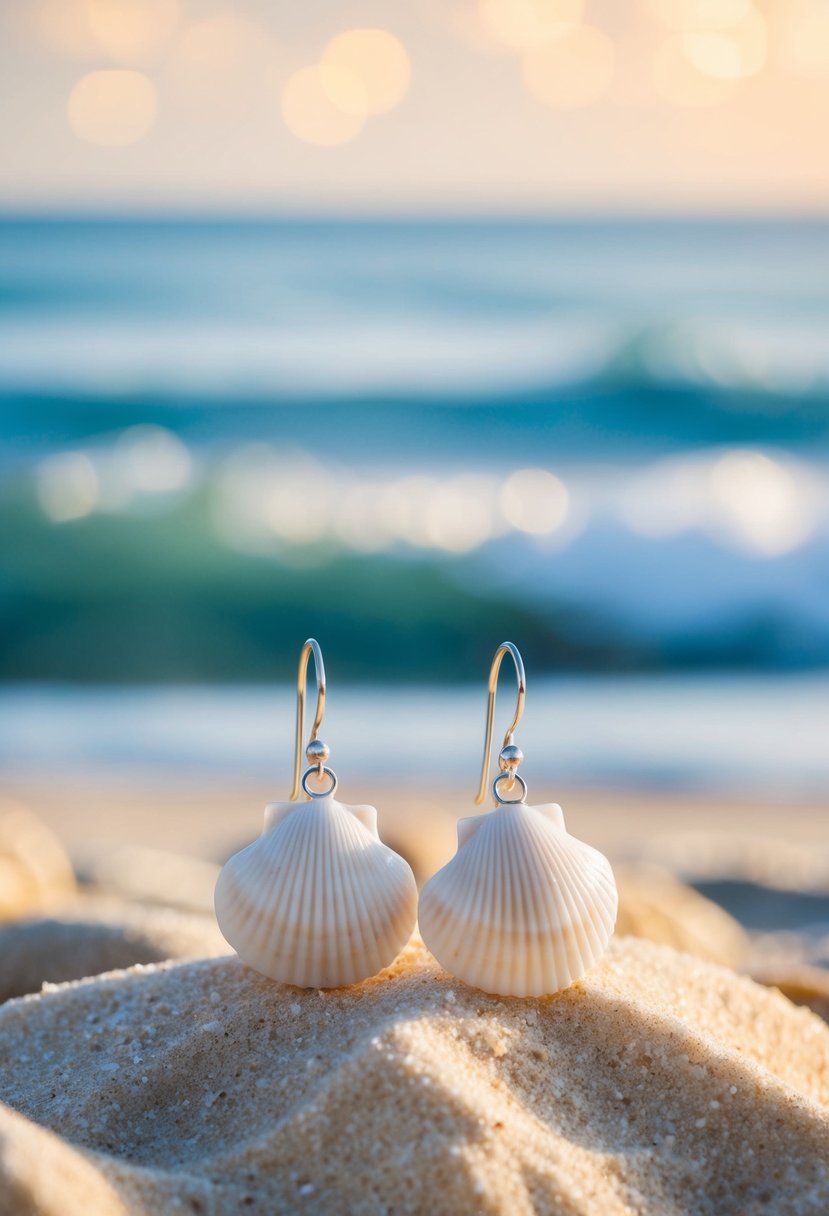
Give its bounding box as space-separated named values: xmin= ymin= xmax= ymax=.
xmin=1 ymin=205 xmax=828 ymax=225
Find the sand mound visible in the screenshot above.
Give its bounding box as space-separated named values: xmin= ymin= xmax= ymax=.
xmin=615 ymin=863 xmax=747 ymax=968
xmin=0 ymin=898 xmax=228 ymax=1004
xmin=752 ymin=961 xmax=829 ymax=1024
xmin=0 ymin=805 xmax=75 ymax=923
xmin=78 ymin=845 xmax=220 ymax=914
xmin=1 ymin=937 xmax=828 ymax=1215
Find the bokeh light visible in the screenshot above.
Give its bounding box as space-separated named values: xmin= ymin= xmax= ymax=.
xmin=652 ymin=36 xmax=738 ymax=105
xmin=781 ymin=2 xmax=829 ymax=80
xmin=316 ymin=64 xmax=370 ymax=119
xmin=5 ymin=0 xmax=826 ymax=206
xmin=708 ymin=450 xmax=815 ymax=557
xmin=682 ymin=32 xmax=744 ymax=79
xmin=36 ymin=452 xmax=99 ymax=523
xmin=83 ymin=0 xmax=178 ymax=60
xmin=644 ymin=0 xmax=753 ymax=32
xmin=480 ymin=0 xmax=584 ymax=51
xmin=523 ymin=24 xmax=615 ymax=109
xmin=265 ymin=480 xmax=333 ymax=545
xmin=500 ymin=469 xmax=569 ymax=535
xmin=31 ymin=434 xmax=826 ymax=565
xmin=214 ymin=447 xmax=336 ymax=552
xmin=682 ymin=10 xmax=767 ymax=79
xmin=321 ymin=29 xmax=411 ymax=116
xmin=424 ymin=475 xmax=499 ymax=553
xmin=207 ymin=450 xmax=581 ymax=556
xmin=113 ymin=426 xmax=192 ymax=496
xmin=82 ymin=427 xmax=193 ymax=512
xmin=67 ymin=69 xmax=157 ymax=146
xmin=33 ymin=0 xmax=100 ymax=58
xmin=281 ymin=65 xmax=367 ymax=146
xmin=619 ymin=449 xmax=819 ymax=558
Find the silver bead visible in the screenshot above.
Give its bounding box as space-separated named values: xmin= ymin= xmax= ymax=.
xmin=306 ymin=738 xmax=330 ymax=766
xmin=498 ymin=744 xmax=524 ymax=772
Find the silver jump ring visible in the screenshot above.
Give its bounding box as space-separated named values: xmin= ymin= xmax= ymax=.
xmin=492 ymin=771 xmax=527 ymax=805
xmin=301 ymin=765 xmax=338 ymax=799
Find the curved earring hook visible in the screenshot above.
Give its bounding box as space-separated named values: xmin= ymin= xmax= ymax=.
xmin=474 ymin=641 xmax=526 ymax=805
xmin=290 ymin=638 xmax=327 ymax=800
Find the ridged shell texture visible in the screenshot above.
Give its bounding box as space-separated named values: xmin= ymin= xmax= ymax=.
xmin=214 ymin=797 xmax=418 ymax=988
xmin=418 ymin=802 xmax=617 ymax=997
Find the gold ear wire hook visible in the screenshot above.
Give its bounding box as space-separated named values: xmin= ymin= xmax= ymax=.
xmin=290 ymin=638 xmax=327 ymax=800
xmin=474 ymin=641 xmax=526 ymax=805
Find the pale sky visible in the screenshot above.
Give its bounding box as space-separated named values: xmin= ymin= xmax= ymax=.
xmin=1 ymin=0 xmax=828 ymax=212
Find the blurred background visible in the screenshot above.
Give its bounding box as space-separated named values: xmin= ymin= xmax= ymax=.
xmin=1 ymin=0 xmax=828 ymax=859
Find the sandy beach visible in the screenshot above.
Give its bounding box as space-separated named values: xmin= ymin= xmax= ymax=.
xmin=2 ymin=935 xmax=829 ymax=1215
xmin=2 ymin=778 xmax=829 ymax=1213
xmin=7 ymin=774 xmax=829 ymax=881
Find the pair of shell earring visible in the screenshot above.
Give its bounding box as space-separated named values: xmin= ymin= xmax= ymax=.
xmin=215 ymin=639 xmax=618 ymax=998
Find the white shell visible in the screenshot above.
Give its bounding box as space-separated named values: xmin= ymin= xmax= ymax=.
xmin=418 ymin=802 xmax=617 ymax=997
xmin=214 ymin=796 xmax=418 ymax=988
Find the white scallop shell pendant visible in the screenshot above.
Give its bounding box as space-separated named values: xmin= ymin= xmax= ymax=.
xmin=418 ymin=802 xmax=617 ymax=998
xmin=214 ymin=797 xmax=418 ymax=988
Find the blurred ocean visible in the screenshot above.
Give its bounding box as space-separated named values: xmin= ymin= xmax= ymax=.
xmin=1 ymin=215 xmax=829 ymax=685
xmin=1 ymin=677 xmax=828 ymax=795
xmin=3 ymin=216 xmax=829 ymax=428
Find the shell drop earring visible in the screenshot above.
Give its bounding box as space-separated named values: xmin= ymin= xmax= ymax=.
xmin=419 ymin=642 xmax=618 ymax=998
xmin=214 ymin=639 xmax=418 ymax=988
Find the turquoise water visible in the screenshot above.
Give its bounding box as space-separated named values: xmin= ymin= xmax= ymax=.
xmin=1 ymin=216 xmax=829 ymax=681
xmin=3 ymin=216 xmax=829 ymax=447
